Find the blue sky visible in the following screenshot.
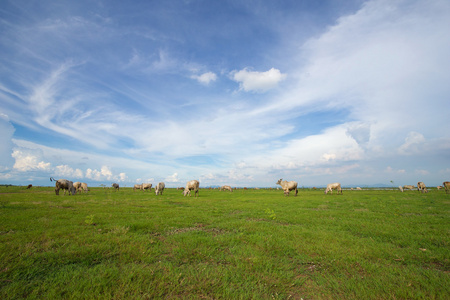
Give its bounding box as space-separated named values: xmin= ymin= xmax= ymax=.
xmin=1 ymin=0 xmax=450 ymax=188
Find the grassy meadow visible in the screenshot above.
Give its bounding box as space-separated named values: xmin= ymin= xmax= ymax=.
xmin=0 ymin=186 xmax=449 ymax=299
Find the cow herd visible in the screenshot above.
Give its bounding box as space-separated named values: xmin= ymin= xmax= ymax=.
xmin=49 ymin=177 xmax=450 ymax=196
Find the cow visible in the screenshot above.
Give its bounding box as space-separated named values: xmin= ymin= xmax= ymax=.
xmin=73 ymin=182 xmax=82 ymax=193
xmin=324 ymin=183 xmax=343 ymax=195
xmin=155 ymin=182 xmax=165 ymax=195
xmin=417 ymin=182 xmax=428 ymax=193
xmin=141 ymin=183 xmax=152 ymax=191
xmin=356 ymin=187 xmax=362 ymax=190
xmin=133 ymin=184 xmax=142 ymax=191
xmin=403 ymin=185 xmax=415 ymax=190
xmin=276 ymin=179 xmax=298 ymax=196
xmin=26 ymin=184 xmax=32 ymax=189
xmin=80 ymin=182 xmax=88 ymax=193
xmin=221 ymin=185 xmax=233 ymax=192
xmin=50 ymin=177 xmax=76 ymax=196
xmin=112 ymin=183 xmax=120 ymax=191
xmin=183 ymin=180 xmax=200 ymax=197
xmin=398 ymin=186 xmax=404 ymax=192
xmin=443 ymin=181 xmax=450 ymax=194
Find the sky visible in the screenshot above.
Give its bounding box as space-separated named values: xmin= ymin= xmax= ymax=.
xmin=1 ymin=0 xmax=450 ymax=188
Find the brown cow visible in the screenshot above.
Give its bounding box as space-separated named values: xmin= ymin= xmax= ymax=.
xmin=443 ymin=181 xmax=450 ymax=194
xmin=417 ymin=182 xmax=428 ymax=193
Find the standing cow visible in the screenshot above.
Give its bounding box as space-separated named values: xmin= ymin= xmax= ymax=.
xmin=50 ymin=177 xmax=76 ymax=195
xmin=276 ymin=179 xmax=298 ymax=196
xmin=155 ymin=182 xmax=165 ymax=195
xmin=133 ymin=184 xmax=142 ymax=191
xmin=142 ymin=183 xmax=152 ymax=191
xmin=324 ymin=183 xmax=343 ymax=194
xmin=417 ymin=182 xmax=428 ymax=193
xmin=112 ymin=183 xmax=120 ymax=191
xmin=443 ymin=181 xmax=450 ymax=194
xmin=183 ymin=180 xmax=200 ymax=197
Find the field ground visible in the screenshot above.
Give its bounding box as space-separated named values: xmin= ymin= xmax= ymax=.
xmin=0 ymin=186 xmax=449 ymax=299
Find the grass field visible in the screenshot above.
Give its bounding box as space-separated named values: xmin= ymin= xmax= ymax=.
xmin=0 ymin=186 xmax=448 ymax=299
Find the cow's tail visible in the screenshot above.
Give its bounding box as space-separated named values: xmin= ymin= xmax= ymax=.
xmin=50 ymin=177 xmax=56 ymax=182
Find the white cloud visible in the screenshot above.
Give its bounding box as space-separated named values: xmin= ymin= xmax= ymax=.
xmin=118 ymin=173 xmax=128 ymax=182
xmin=191 ymin=72 xmax=217 ymax=85
xmin=0 ymin=113 xmax=15 ymax=171
xmin=346 ymin=122 xmax=371 ymax=148
xmin=55 ymin=165 xmax=83 ymax=178
xmin=12 ymin=150 xmax=51 ymax=172
xmin=385 ymin=166 xmax=406 ymax=174
xmin=398 ymin=132 xmax=426 ymax=155
xmin=231 ymin=68 xmax=286 ymax=92
xmin=415 ymin=169 xmax=429 ymax=176
xmin=85 ymin=165 xmax=119 ymax=181
xmin=165 ymin=173 xmax=180 ymax=183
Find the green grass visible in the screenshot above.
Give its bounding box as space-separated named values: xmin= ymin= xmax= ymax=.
xmin=0 ymin=186 xmax=449 ymax=299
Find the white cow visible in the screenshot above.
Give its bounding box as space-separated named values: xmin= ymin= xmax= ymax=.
xmin=183 ymin=180 xmax=200 ymax=197
xmin=133 ymin=184 xmax=143 ymax=191
xmin=155 ymin=182 xmax=165 ymax=195
xmin=221 ymin=185 xmax=233 ymax=192
xmin=398 ymin=186 xmax=404 ymax=192
xmin=80 ymin=182 xmax=88 ymax=193
xmin=403 ymin=185 xmax=415 ymax=190
xmin=417 ymin=182 xmax=428 ymax=193
xmin=324 ymin=183 xmax=342 ymax=195
xmin=141 ymin=183 xmax=152 ymax=191
xmin=276 ymin=179 xmax=298 ymax=196
xmin=73 ymin=182 xmax=82 ymax=193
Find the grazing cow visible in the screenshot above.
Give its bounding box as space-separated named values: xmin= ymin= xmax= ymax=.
xmin=398 ymin=186 xmax=404 ymax=192
xmin=26 ymin=184 xmax=32 ymax=189
xmin=276 ymin=179 xmax=298 ymax=196
xmin=221 ymin=185 xmax=233 ymax=192
xmin=183 ymin=180 xmax=200 ymax=197
xmin=417 ymin=182 xmax=428 ymax=193
xmin=403 ymin=185 xmax=415 ymax=190
xmin=443 ymin=181 xmax=450 ymax=194
xmin=133 ymin=184 xmax=142 ymax=191
xmin=141 ymin=183 xmax=152 ymax=191
xmin=73 ymin=182 xmax=82 ymax=193
xmin=112 ymin=183 xmax=120 ymax=191
xmin=356 ymin=187 xmax=362 ymax=190
xmin=80 ymin=182 xmax=88 ymax=193
xmin=155 ymin=182 xmax=165 ymax=195
xmin=324 ymin=183 xmax=343 ymax=195
xmin=50 ymin=177 xmax=76 ymax=196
